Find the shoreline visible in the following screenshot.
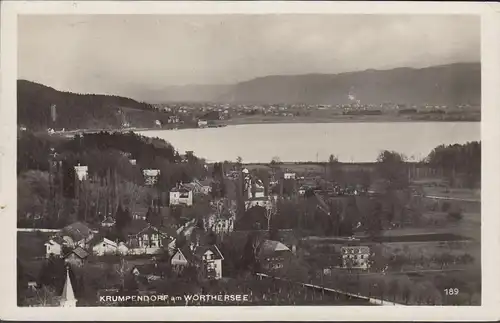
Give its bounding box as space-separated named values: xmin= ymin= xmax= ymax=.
xmin=48 ymin=117 xmax=480 ymax=137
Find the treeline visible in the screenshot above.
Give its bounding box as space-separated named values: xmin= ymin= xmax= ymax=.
xmin=18 ymin=80 xmax=154 ymax=130
xmin=424 ymin=141 xmax=480 ymax=188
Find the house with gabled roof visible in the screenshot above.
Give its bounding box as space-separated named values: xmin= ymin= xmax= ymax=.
xmin=169 ymin=186 xmax=193 ymax=206
xmin=124 ymin=219 xmax=176 ymax=255
xmin=44 ymin=236 xmax=65 ymax=258
xmin=170 ymin=244 xmax=224 ymax=280
xmin=90 ymin=235 xmax=119 ymax=256
xmin=63 ymin=246 xmax=89 ymax=268
xmin=257 ymin=239 xmax=292 ymax=272
xmin=101 ymin=216 xmax=115 ymax=228
xmin=59 ymin=221 xmax=95 ymax=248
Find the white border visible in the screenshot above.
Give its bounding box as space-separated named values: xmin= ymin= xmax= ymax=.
xmin=1 ymin=1 xmax=500 ymax=321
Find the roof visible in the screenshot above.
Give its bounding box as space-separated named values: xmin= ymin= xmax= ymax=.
xmin=170 ymin=187 xmax=191 ymax=193
xmin=46 ymin=235 xmax=65 ymax=245
xmin=143 ymin=169 xmax=160 ymax=176
xmin=61 ymin=268 xmax=76 ymax=302
xmin=61 ymin=222 xmax=93 ymax=242
xmin=124 ymin=219 xmax=176 ymax=239
xmin=89 ymin=235 xmax=117 ymax=248
xmin=174 ymin=246 xmax=198 ymax=264
xmin=194 ymin=245 xmax=224 ymax=260
xmin=64 ymin=246 xmax=89 ymax=259
xmin=101 ymin=216 xmax=115 ymax=224
xmin=258 ymin=239 xmax=291 ymax=256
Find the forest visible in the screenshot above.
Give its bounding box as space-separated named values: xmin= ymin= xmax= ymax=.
xmin=18 ymin=80 xmax=155 ymax=130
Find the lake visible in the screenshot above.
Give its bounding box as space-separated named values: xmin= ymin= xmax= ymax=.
xmin=138 ymin=122 xmax=480 ymax=163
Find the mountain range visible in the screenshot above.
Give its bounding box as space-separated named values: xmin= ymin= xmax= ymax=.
xmin=138 ymin=62 xmax=480 ymax=106
xmin=18 ymin=62 xmax=480 ymax=130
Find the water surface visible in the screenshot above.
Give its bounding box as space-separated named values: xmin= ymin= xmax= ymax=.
xmin=138 ymin=122 xmax=480 ymax=163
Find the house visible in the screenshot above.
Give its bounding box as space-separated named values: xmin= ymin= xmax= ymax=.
xmin=198 ymin=119 xmax=208 ymax=128
xmin=143 ymin=169 xmax=160 ymax=186
xmin=63 ymin=247 xmax=89 ymax=268
xmin=169 ymin=187 xmax=193 ymax=206
xmin=284 ymin=172 xmax=296 ymax=180
xmin=124 ymin=219 xmax=176 ymax=255
xmin=171 ymin=244 xmax=224 ymax=280
xmin=257 ymin=240 xmax=293 ymax=272
xmin=171 ymin=245 xmax=197 ymax=269
xmin=74 ymin=164 xmax=88 ymax=181
xmin=59 ymin=222 xmax=95 ymax=248
xmin=245 ymin=177 xmax=266 ymax=199
xmin=101 ymin=216 xmax=115 ymax=228
xmin=194 ymin=245 xmax=224 ymax=280
xmin=204 ymin=199 xmax=236 ymax=235
xmin=44 ymin=236 xmax=64 ymax=258
xmin=340 ymin=246 xmax=370 ymax=270
xmin=91 ymin=237 xmax=118 ymax=256
xmin=184 ymin=179 xmax=213 ymax=195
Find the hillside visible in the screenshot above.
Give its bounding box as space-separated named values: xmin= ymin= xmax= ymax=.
xmin=216 ymin=63 xmax=480 ymax=105
xmin=17 ymin=80 xmax=156 ymax=130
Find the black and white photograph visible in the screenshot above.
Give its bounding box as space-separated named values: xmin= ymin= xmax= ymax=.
xmin=2 ymin=1 xmax=500 ymax=320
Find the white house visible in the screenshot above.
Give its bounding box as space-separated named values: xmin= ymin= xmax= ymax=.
xmin=169 ymin=187 xmax=193 ymax=206
xmin=284 ymin=172 xmax=296 ymax=180
xmin=44 ymin=238 xmax=63 ymax=258
xmin=171 ymin=244 xmax=224 ymax=280
xmin=246 ymin=178 xmax=266 ymax=199
xmin=341 ymin=246 xmax=370 ymax=270
xmin=196 ymin=246 xmax=223 ymax=280
xmin=197 ymin=120 xmax=208 ymax=128
xmin=91 ymin=237 xmax=118 ymax=256
xmin=143 ymin=169 xmax=160 ymax=186
xmin=74 ymin=164 xmax=88 ymax=181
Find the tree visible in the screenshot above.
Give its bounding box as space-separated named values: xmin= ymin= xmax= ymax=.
xmin=270 ymin=156 xmax=281 ymax=165
xmin=376 ymin=150 xmax=408 ymax=191
xmin=328 ymin=154 xmax=338 ymax=164
xmin=366 ymin=200 xmax=383 ymax=237
xmin=236 ymin=156 xmax=243 ymax=165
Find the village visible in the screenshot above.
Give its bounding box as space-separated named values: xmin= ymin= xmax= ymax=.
xmin=16 ymin=132 xmax=481 ymax=307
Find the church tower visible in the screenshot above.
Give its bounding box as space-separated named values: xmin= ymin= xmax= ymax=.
xmin=59 ymin=267 xmax=77 ymax=307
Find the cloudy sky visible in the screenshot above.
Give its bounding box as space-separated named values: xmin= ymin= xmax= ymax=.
xmin=18 ymin=14 xmax=480 ymax=96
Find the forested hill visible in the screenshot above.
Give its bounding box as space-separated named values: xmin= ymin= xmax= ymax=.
xmin=17 ymin=80 xmax=155 ymax=130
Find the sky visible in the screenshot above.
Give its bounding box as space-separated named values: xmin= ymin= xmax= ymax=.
xmin=18 ymin=14 xmax=480 ymax=96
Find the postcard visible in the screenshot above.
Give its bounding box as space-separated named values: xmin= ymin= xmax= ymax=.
xmin=1 ymin=1 xmax=499 ymax=321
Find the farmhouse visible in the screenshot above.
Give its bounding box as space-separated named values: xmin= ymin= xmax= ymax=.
xmin=258 ymin=240 xmax=292 ymax=272
xmin=59 ymin=222 xmax=95 ymax=248
xmin=171 ymin=244 xmax=224 ymax=280
xmin=91 ymin=237 xmax=119 ymax=256
xmin=63 ymin=247 xmax=89 ymax=268
xmin=169 ymin=186 xmax=193 ymax=206
xmin=124 ymin=219 xmax=176 ymax=255
xmin=44 ymin=236 xmax=64 ymax=258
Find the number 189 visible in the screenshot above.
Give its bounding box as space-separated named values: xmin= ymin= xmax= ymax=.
xmin=444 ymin=288 xmax=459 ymax=295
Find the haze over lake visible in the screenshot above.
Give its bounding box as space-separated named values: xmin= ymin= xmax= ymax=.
xmin=138 ymin=122 xmax=480 ymax=163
